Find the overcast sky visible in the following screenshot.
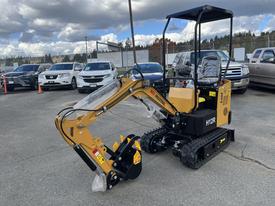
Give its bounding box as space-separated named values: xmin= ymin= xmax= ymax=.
xmin=1 ymin=0 xmax=275 ymax=57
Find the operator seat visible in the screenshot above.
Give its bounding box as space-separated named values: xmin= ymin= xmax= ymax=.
xmin=198 ymin=55 xmax=221 ymax=86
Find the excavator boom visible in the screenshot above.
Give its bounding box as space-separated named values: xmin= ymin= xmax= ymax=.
xmin=55 ymin=77 xmax=178 ymax=191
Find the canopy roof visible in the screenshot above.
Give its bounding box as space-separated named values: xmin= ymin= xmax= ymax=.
xmin=166 ymin=5 xmax=233 ymax=23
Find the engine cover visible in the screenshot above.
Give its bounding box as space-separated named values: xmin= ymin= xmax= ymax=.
xmin=181 ymin=109 xmax=217 ymax=136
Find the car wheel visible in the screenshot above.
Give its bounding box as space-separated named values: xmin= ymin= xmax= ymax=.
xmin=70 ymin=77 xmax=77 ymax=90
xmin=78 ymin=88 xmax=86 ymax=93
xmin=7 ymin=85 xmax=14 ymax=92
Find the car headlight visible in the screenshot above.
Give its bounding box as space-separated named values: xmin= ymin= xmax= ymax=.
xmin=104 ymin=74 xmax=112 ymax=78
xmin=59 ymin=73 xmax=70 ymax=78
xmin=242 ymin=65 xmax=249 ymax=75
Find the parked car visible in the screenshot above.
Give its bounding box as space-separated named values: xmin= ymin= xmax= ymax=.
xmin=0 ymin=64 xmax=49 ymax=91
xmin=172 ymin=50 xmax=250 ymax=93
xmin=247 ymin=47 xmax=275 ymax=88
xmin=77 ymin=61 xmax=118 ymax=93
xmin=132 ymin=62 xmax=163 ymax=83
xmin=39 ymin=62 xmax=83 ymax=90
xmin=130 ymin=62 xmax=164 ymax=93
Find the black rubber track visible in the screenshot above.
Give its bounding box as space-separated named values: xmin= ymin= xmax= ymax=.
xmin=140 ymin=127 xmax=168 ymax=153
xmin=180 ymin=128 xmax=231 ymax=169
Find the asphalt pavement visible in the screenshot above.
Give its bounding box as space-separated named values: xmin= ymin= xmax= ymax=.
xmin=0 ymin=87 xmax=275 ymax=206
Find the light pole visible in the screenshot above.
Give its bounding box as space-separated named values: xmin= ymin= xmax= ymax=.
xmin=125 ymin=38 xmax=131 ymax=69
xmin=267 ymin=33 xmax=271 ymax=47
xmin=128 ymin=0 xmax=137 ymax=64
xmin=85 ymin=36 xmax=88 ymax=63
xmin=96 ymin=41 xmax=99 ymax=58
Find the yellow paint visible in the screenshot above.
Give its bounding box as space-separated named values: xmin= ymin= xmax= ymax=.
xmin=217 ymin=80 xmax=232 ymax=127
xmin=55 ymin=77 xmax=179 ymax=175
xmin=112 ymin=141 xmax=119 ymax=152
xmin=209 ymin=91 xmax=216 ymax=97
xmin=199 ymin=97 xmax=206 ymax=103
xmin=120 ymin=135 xmax=125 ymax=142
xmin=168 ymin=87 xmax=195 ymax=113
xmin=135 ymin=140 xmax=141 ymax=151
xmin=133 ymin=151 xmax=141 ymax=165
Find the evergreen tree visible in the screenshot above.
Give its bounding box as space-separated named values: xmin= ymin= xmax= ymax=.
xmin=62 ymin=55 xmax=70 ymax=62
xmin=73 ymin=53 xmax=82 ymax=62
xmin=48 ymin=54 xmax=53 ymax=63
xmin=91 ymin=50 xmax=97 ymax=58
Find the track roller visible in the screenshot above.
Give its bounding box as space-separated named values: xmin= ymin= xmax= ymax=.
xmin=140 ymin=127 xmax=168 ymax=153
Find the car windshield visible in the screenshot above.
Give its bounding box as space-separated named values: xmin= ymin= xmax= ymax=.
xmin=133 ymin=64 xmax=163 ymax=74
xmin=191 ymin=51 xmax=229 ymax=64
xmin=84 ymin=63 xmax=110 ymax=71
xmin=49 ymin=64 xmax=73 ymax=71
xmin=14 ymin=65 xmax=39 ymax=72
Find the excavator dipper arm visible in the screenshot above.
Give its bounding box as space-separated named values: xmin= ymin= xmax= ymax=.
xmin=55 ymin=77 xmax=177 ymax=191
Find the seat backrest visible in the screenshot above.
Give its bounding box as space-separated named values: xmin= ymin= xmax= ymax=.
xmin=200 ymin=55 xmax=221 ymax=78
xmin=198 ymin=55 xmax=221 ymax=85
xmin=168 ymin=87 xmax=195 ymax=113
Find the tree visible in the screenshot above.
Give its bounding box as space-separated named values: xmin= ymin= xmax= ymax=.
xmin=47 ymin=53 xmax=53 ymax=63
xmin=90 ymin=50 xmax=97 ymax=58
xmin=62 ymin=55 xmax=70 ymax=62
xmin=18 ymin=56 xmax=25 ymax=65
xmin=81 ymin=53 xmax=87 ymax=63
xmin=24 ymin=58 xmax=30 ymax=64
xmin=44 ymin=54 xmax=48 ymax=63
xmin=5 ymin=58 xmax=13 ymax=66
xmin=73 ymin=53 xmax=82 ymax=62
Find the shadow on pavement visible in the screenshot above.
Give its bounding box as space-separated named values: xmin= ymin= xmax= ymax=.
xmin=248 ymin=84 xmax=275 ymax=94
xmin=0 ymin=87 xmax=79 ymax=95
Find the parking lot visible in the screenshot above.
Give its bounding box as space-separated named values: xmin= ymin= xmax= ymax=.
xmin=0 ymin=87 xmax=275 ymax=206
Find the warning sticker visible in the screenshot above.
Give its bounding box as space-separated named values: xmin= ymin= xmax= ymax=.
xmin=93 ymin=149 xmax=105 ymax=164
xmin=209 ymin=91 xmax=216 ymax=97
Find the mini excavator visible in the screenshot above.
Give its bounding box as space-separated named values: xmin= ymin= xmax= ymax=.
xmin=55 ymin=5 xmax=235 ymax=191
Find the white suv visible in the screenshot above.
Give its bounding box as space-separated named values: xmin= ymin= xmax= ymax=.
xmin=38 ymin=62 xmax=83 ymax=90
xmin=77 ymin=61 xmax=117 ymax=93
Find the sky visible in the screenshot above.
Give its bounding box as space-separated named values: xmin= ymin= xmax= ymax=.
xmin=0 ymin=0 xmax=275 ymax=57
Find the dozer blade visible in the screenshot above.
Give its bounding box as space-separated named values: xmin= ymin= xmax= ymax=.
xmin=180 ymin=128 xmax=235 ymax=169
